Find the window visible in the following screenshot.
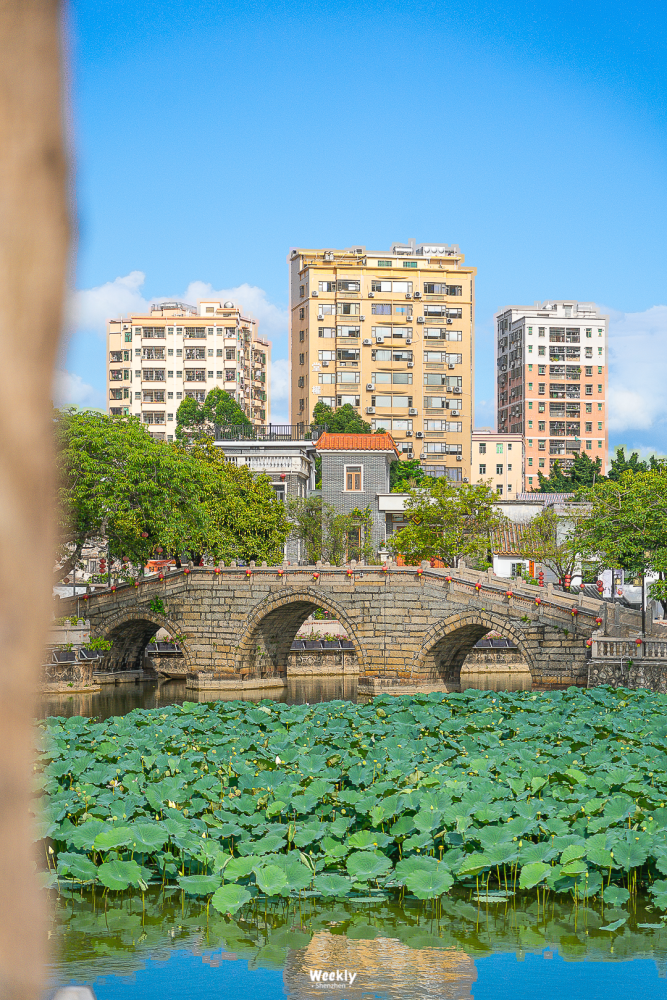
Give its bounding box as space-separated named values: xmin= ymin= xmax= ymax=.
xmin=373 ymin=349 xmax=391 ymax=361
xmin=496 ymin=443 xmax=503 ymax=454
xmin=538 ymin=366 xmax=546 ymax=375
xmin=538 ymin=346 xmax=545 ymax=356
xmin=479 ymin=463 xmax=487 ymax=475
xmin=318 ymin=303 xmax=336 ymax=316
xmin=402 ymin=260 xmax=417 ymax=268
xmin=528 ymin=476 xmax=533 ymax=484
xmin=185 ymin=347 xmax=205 ymax=360
xmin=319 ymin=281 xmax=335 ymax=292
xmin=585 ymin=366 xmax=593 ymax=376
xmin=528 ymin=402 xmax=533 ymax=409
xmin=216 ymin=348 xmax=223 ymax=357
xmin=392 ymin=281 xmax=412 ymax=294
xmin=299 ymin=285 xmax=305 ymax=297
xmin=479 ymin=443 xmax=487 ymax=454
xmin=394 ymin=304 xmax=412 ymax=316
xmin=337 ymin=371 xmax=360 ymax=383
xmin=586 ymin=440 xmax=592 ymax=450
xmin=318 ymin=327 xmax=335 ymax=338
xmin=528 ymin=383 xmax=533 ymax=390
xmin=337 ymin=280 xmax=360 ymax=292
xmin=585 ymin=347 xmax=593 ymax=358
xmin=337 ymin=394 xmax=360 ymax=407
xmin=176 ymin=348 xmax=182 ymax=357
xmin=597 ymin=384 xmax=602 ymax=393
xmin=538 ymin=384 xmax=545 ymax=395
xmin=372 ymin=303 xmax=392 ymax=315
xmin=337 ymin=326 xmax=360 ymax=338
xmin=124 ymin=330 xmax=132 ymax=342
xmin=585 ymin=403 xmax=592 ymax=413
xmin=299 ymin=331 xmax=305 ymax=342
xmin=538 ymin=421 xmax=545 ymax=431
xmin=184 ymin=370 xmax=205 ymax=382
xmin=392 ymin=372 xmax=412 ymax=384
xmin=377 ymin=260 xmax=392 ymax=267
xmin=538 ymin=458 xmax=545 ymax=468
xmin=586 ymin=329 xmax=592 ymax=338
xmin=345 ymin=465 xmax=362 ymax=491
xmin=598 ymin=439 xmax=603 ymax=448
xmin=585 ymin=421 xmax=592 ymax=432
xmin=528 ymin=420 xmax=533 ymax=428
xmin=507 ymin=463 xmax=512 ymax=470
xmin=598 ymin=347 xmax=603 ymax=356
xmin=597 ymin=403 xmax=603 ymax=411
xmin=371 ymin=280 xmax=392 ymax=293
xmin=337 ymin=302 xmax=360 ymax=315
xmin=298 ymin=376 xmax=304 ymax=388
xmin=319 ymin=350 xmax=335 ymax=361
xmin=528 ymin=457 xmax=533 ymax=466
xmin=496 ymin=464 xmax=503 ymax=475
xmin=528 ymin=344 xmax=533 ymax=353
xmin=318 ymin=373 xmax=335 ymax=384
xmin=299 ymin=353 xmax=305 ymax=365
xmin=538 ymin=440 xmax=546 ymax=451
xmin=299 ymin=307 xmax=305 ymax=320
xmin=496 ymin=485 xmax=503 ymax=495
xmin=373 ymin=371 xmax=390 ymax=384
xmin=585 ymin=385 xmax=592 ymax=395
xmin=598 ymin=421 xmax=603 ymax=430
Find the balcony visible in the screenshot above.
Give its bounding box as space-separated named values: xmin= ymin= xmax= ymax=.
xmin=215 ymin=423 xmax=325 ymax=442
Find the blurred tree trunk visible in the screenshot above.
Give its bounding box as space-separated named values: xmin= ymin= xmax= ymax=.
xmin=0 ymin=2 xmax=70 ymax=997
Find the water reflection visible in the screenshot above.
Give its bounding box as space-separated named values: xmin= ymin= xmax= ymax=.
xmin=44 ymin=889 xmax=667 ymax=1000
xmin=460 ymin=668 xmax=532 ymax=692
xmin=36 ymin=676 xmax=359 ymax=721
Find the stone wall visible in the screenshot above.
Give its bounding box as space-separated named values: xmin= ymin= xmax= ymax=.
xmin=588 ymin=658 xmax=667 ymax=692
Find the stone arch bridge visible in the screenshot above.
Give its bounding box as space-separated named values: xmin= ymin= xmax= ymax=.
xmin=58 ymin=564 xmax=641 ymax=692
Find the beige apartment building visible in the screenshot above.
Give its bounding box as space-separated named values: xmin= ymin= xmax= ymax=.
xmin=289 ymin=241 xmax=475 ymax=483
xmin=472 ymin=429 xmax=524 ymax=497
xmin=107 ymin=299 xmax=270 ymax=439
xmin=495 ymin=301 xmax=608 ymax=490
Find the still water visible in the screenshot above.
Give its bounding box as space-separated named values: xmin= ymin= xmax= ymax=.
xmin=44 ymin=889 xmax=667 ymax=1000
xmin=38 ymin=670 xmax=531 ymax=721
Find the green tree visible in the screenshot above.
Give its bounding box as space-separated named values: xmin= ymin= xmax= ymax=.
xmin=311 ymin=401 xmax=370 ymax=434
xmin=388 ymin=479 xmax=504 ymax=567
xmin=176 ymin=387 xmax=251 ymax=441
xmin=389 ymin=459 xmax=432 ymax=493
xmin=536 ymin=453 xmax=602 ymax=492
xmin=607 ymin=446 xmax=664 ymax=481
xmin=286 ymin=495 xmax=375 ymax=564
xmin=517 ymin=506 xmax=588 ymax=587
xmin=55 ymin=409 xmax=288 ymax=582
xmin=579 ymin=469 xmax=667 ymax=616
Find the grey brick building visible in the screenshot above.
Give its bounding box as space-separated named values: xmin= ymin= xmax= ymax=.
xmin=316 ymin=432 xmax=399 ymax=556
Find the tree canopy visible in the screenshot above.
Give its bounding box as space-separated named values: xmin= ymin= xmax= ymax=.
xmin=517 ymin=506 xmax=587 ymax=584
xmin=55 ymin=409 xmax=288 ymax=581
xmin=388 ymin=479 xmax=504 ymax=567
xmin=176 ymin=387 xmax=251 ymax=441
xmin=578 ymin=469 xmax=667 ymax=614
xmin=311 ymin=401 xmax=370 ymax=434
xmin=536 ymin=453 xmax=602 ymax=492
xmin=389 ymin=459 xmax=433 ymax=493
xmin=607 ymin=446 xmax=665 ymax=480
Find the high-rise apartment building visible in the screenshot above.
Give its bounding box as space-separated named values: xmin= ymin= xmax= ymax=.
xmin=495 ymin=301 xmax=608 ymax=490
xmin=289 ymin=241 xmax=475 ymax=482
xmin=107 ymin=299 xmax=271 ymax=440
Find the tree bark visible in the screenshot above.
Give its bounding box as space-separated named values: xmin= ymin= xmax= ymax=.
xmin=0 ymin=2 xmax=70 ymax=997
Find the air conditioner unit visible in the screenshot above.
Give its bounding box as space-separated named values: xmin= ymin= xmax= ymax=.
xmin=362 ymin=338 xmax=372 ymax=345
xmin=405 ymin=293 xmax=412 ymax=299
xmin=406 ymin=430 xmax=413 ymax=436
xmin=317 ymin=314 xmax=324 ymax=321
xmin=414 ymin=291 xmax=422 ymax=298
xmin=417 ymin=317 xmax=425 ymax=324
xmin=463 ymin=477 xmax=469 ymax=482
xmin=360 ymin=316 xmax=365 ymax=321
xmin=311 ymin=290 xmax=318 ymax=297
xmin=376 ymin=335 xmax=384 ymax=343
xmin=416 ymin=431 xmax=424 ymax=438
xmin=322 ymin=361 xmax=329 ymax=367
xmin=406 ymin=337 xmax=412 ymax=344
xmin=407 ymin=362 xmax=414 ymax=368
xmin=448 ymin=363 xmax=455 ymax=369
xmin=366 ymin=406 xmax=375 ymax=414
xmin=409 ymin=407 xmax=418 ymax=415
xmin=366 ymin=383 xmax=374 ymax=391
xmin=456 ymin=455 xmax=462 ymax=461
xmin=447 ymin=318 xmax=453 ymax=324
xmin=451 ymin=409 xmax=460 ymax=415
xmin=368 ymin=292 xmax=375 ymax=297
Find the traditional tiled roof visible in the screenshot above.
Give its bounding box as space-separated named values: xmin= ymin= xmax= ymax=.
xmin=491 ymin=521 xmax=529 ymax=556
xmin=316 ymin=432 xmax=400 ymax=457
xmin=516 ymin=493 xmax=574 ymax=504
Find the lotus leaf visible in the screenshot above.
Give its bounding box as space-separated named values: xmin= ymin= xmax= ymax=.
xmin=97 ymin=859 xmax=143 ymax=890
xmin=312 ymin=874 xmax=353 ymax=896
xmin=254 ymin=865 xmax=289 ymax=894
xmin=211 ymin=884 xmax=252 ymax=914
xmin=404 ymin=868 xmax=453 ymax=899
xmin=519 ymin=862 xmax=551 ymax=889
xmin=346 ymin=851 xmax=392 ymax=881
xmin=177 ymin=875 xmax=221 ymax=895
xmin=603 ymin=885 xmax=630 ymax=905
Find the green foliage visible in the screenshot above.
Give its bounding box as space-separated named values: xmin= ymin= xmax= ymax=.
xmin=176 ymin=387 xmax=251 ymax=442
xmin=536 ymin=453 xmax=603 ymax=493
xmin=311 ymin=402 xmax=370 ymax=434
xmin=286 ymin=495 xmax=375 ymax=564
xmin=38 ymin=686 xmax=667 ymax=907
xmin=517 ymin=507 xmax=587 ymax=583
xmin=84 ymin=636 xmax=113 ymax=652
xmin=608 ymin=447 xmax=665 ymax=481
xmin=149 ymin=597 xmax=166 ymax=615
xmin=579 ymin=470 xmax=667 ymax=616
xmin=55 ymin=408 xmax=289 ymax=581
xmin=389 ymin=459 xmax=433 ymax=493
xmin=389 ymin=479 xmax=504 ymax=567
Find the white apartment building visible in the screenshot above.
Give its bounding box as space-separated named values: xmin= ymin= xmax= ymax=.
xmin=495 ymin=301 xmax=608 ymax=489
xmin=472 ymin=429 xmax=524 ymax=497
xmin=107 ymin=299 xmax=270 ymax=438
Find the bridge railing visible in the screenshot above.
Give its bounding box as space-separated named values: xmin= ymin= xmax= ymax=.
xmin=56 ymin=561 xmax=618 ymax=630
xmin=592 ymin=637 xmax=667 ymax=659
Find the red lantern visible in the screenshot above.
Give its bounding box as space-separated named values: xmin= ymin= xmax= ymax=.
xmin=564 ymin=574 xmax=571 ymax=591
xmin=141 ymin=532 xmax=149 ymax=539
xmin=597 ymin=579 xmax=604 ymax=594
xmin=99 ymin=558 xmax=106 ymax=574
xmin=538 ymin=571 xmax=544 ymax=587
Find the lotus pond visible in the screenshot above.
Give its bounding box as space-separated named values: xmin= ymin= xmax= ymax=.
xmin=37 ymin=687 xmax=667 ymax=913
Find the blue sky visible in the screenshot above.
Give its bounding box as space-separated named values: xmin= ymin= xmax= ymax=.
xmin=61 ymin=0 xmax=667 ymax=454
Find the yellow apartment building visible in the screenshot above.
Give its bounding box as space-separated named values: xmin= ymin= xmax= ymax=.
xmin=472 ymin=429 xmax=524 ymax=497
xmin=495 ymin=301 xmax=608 ymax=490
xmin=106 ymin=299 xmax=270 ymax=439
xmin=289 ymin=241 xmax=475 ymax=483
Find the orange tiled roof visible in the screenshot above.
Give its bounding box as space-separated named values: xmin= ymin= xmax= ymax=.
xmin=491 ymin=521 xmax=528 ymax=556
xmin=316 ymin=432 xmax=400 ymax=457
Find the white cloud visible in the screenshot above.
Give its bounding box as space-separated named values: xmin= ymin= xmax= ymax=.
xmin=270 ymin=358 xmax=290 ymax=422
xmin=606 ymin=304 xmax=667 ymax=433
xmin=53 ymin=369 xmax=101 ymax=408
xmin=180 ymin=281 xmax=288 ymax=344
xmin=68 ymin=271 xmax=149 ymax=337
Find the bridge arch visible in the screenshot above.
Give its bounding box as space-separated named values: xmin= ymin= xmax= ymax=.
xmin=410 ymin=609 xmax=538 ymax=690
xmin=93 ymin=608 xmax=192 ymax=673
xmin=235 ymin=587 xmax=366 ymax=679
